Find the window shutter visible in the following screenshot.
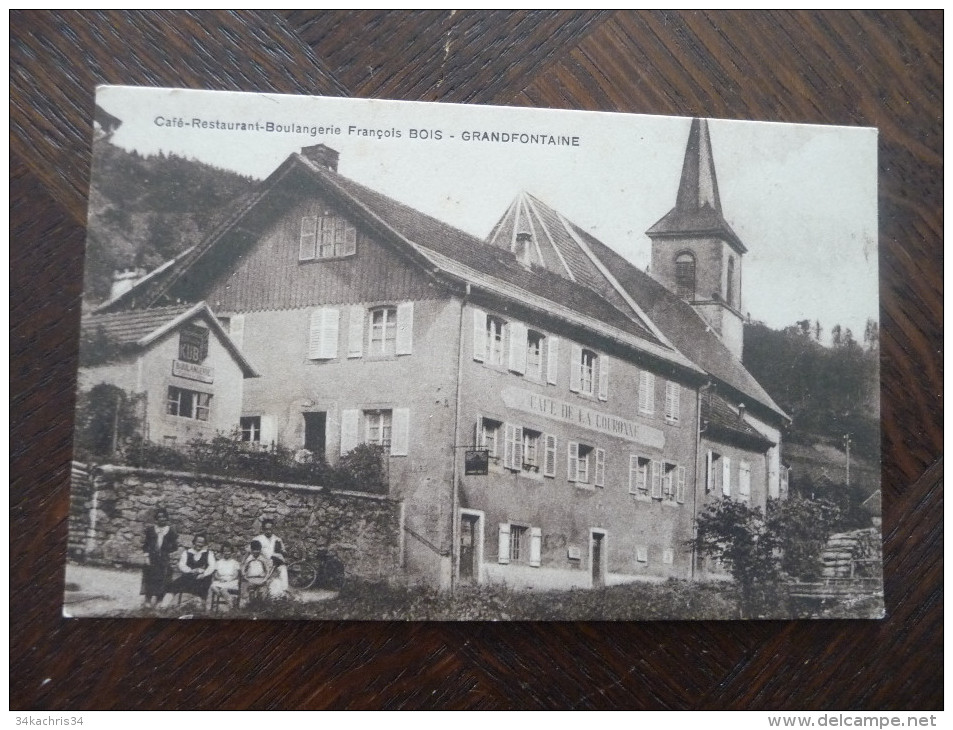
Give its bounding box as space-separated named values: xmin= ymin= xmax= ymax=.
xmin=343 ymin=223 xmax=357 ymax=256
xmin=569 ymin=343 xmax=582 ymax=392
xmin=706 ymin=451 xmax=714 ymax=493
xmin=390 ymin=408 xmax=410 ymax=456
xmin=664 ymin=381 xmax=674 ymax=419
xmin=671 ymin=382 xmax=680 ymax=420
xmin=595 ymin=448 xmax=606 ymax=487
xmin=308 ymin=309 xmax=324 ymax=359
xmin=503 ymin=424 xmax=515 ymax=470
xmin=228 ymin=314 xmax=245 ymax=351
xmin=722 ymin=457 xmax=732 ymax=497
xmin=498 ymin=524 xmax=511 ymax=564
xmin=508 ymin=321 xmax=527 ymax=374
xmin=472 ymin=308 xmax=487 ymax=362
xmin=340 ymin=409 xmax=360 ymax=455
xmin=543 ymin=435 xmax=557 ymax=477
xmin=598 ymin=356 xmax=609 ymax=401
xmin=347 ymin=306 xmax=364 ymax=358
xmin=676 ymin=466 xmax=686 ymax=503
xmin=310 ymin=308 xmax=339 ymax=359
xmin=259 ymin=415 xmax=275 ymax=447
xmin=299 ymin=216 xmax=317 ymax=260
xmin=739 ymin=461 xmax=751 ymax=500
xmin=475 ymin=417 xmax=484 ymax=448
xmin=567 ymin=441 xmax=579 ymax=482
xmin=628 ymin=455 xmax=638 ymax=493
xmin=529 ymin=527 xmax=542 ymax=567
xmin=396 ymin=302 xmax=414 ymax=355
xmin=546 ymin=337 xmax=559 ymax=384
xmin=651 ymin=460 xmax=663 ymax=498
xmin=639 ymin=372 xmax=655 ymax=414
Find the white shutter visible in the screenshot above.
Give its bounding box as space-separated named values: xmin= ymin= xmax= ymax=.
xmin=628 ymin=455 xmax=638 ymax=494
xmin=639 ymin=372 xmax=655 ymax=414
xmin=228 ymin=314 xmax=245 ymax=351
xmin=722 ymin=456 xmax=732 ymax=497
xmin=676 ymin=465 xmax=686 ymax=503
xmin=498 ymin=524 xmax=511 ymax=564
xmin=347 ymin=306 xmax=364 ymax=358
xmin=396 ymin=302 xmax=414 ymax=355
xmin=569 ymin=343 xmax=582 ymax=392
xmin=543 ymin=435 xmax=557 ymax=477
xmin=340 ymin=409 xmax=360 ymax=455
xmin=671 ymin=383 xmax=680 ymax=420
xmin=598 ymin=356 xmax=609 ymax=401
xmin=508 ymin=322 xmax=527 ymax=374
xmin=529 ymin=527 xmax=542 ymax=567
xmin=664 ymin=381 xmax=674 ymax=419
xmin=472 ymin=308 xmax=487 ymax=362
xmin=503 ymin=424 xmax=515 ymax=470
xmin=567 ymin=441 xmax=579 ymax=482
xmin=546 ymin=337 xmax=559 ymax=385
xmin=390 ymin=408 xmax=410 ymax=456
xmin=308 ymin=309 xmax=324 ymax=359
xmin=322 ymin=308 xmax=339 ymax=359
xmin=475 ymin=417 xmax=485 ymax=448
xmin=259 ymin=415 xmax=275 ymax=447
xmin=651 ymin=460 xmax=663 ymax=498
xmin=739 ymin=461 xmax=751 ymax=500
xmin=595 ymin=448 xmax=606 ymax=487
xmin=706 ymin=451 xmax=714 ymax=493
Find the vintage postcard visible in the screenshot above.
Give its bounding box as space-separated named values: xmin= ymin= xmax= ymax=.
xmin=65 ymin=86 xmax=882 ymax=619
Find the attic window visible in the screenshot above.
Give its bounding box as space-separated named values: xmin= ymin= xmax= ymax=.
xmin=299 ymin=215 xmax=357 ymax=261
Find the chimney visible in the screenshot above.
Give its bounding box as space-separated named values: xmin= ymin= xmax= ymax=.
xmin=738 ymin=402 xmax=746 ymax=421
xmin=515 ymin=230 xmax=533 ymax=268
xmin=300 ymin=144 xmax=339 ymax=172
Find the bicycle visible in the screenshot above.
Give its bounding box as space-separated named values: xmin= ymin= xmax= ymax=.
xmin=285 ymin=546 xmax=346 ymax=590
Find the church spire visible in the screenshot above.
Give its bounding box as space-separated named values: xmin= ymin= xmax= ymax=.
xmin=675 ymin=118 xmax=721 ymax=214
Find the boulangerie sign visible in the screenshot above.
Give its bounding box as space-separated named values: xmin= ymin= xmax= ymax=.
xmin=66 ymin=86 xmax=882 ymax=620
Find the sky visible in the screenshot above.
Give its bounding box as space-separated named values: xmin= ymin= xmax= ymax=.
xmin=97 ymin=86 xmax=879 ymax=341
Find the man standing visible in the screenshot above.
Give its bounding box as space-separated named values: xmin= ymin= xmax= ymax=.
xmin=253 ymin=518 xmax=285 ymax=561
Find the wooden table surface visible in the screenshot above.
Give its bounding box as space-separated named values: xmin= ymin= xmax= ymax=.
xmin=11 ymin=11 xmax=942 ymax=710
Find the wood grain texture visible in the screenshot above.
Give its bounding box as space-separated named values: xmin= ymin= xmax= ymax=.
xmin=11 ymin=10 xmax=941 ymax=710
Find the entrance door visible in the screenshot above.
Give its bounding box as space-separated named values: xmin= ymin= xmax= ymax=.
xmin=459 ymin=514 xmax=479 ymax=582
xmin=592 ymin=532 xmax=605 ymax=587
xmin=303 ymin=412 xmax=327 ymax=457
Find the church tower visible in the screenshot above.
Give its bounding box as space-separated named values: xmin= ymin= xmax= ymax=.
xmin=646 ymin=118 xmax=747 ymax=359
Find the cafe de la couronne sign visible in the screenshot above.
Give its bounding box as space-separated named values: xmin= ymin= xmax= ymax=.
xmin=501 ymin=386 xmax=664 ymax=451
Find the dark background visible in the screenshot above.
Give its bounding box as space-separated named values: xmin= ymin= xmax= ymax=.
xmin=11 ymin=11 xmax=942 ymax=710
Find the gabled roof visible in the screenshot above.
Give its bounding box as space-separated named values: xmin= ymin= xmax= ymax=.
xmin=103 ymin=151 xmax=703 ymax=375
xmin=702 ymin=392 xmax=775 ymax=451
xmin=646 ymin=119 xmax=747 ymax=254
xmin=82 ymin=302 xmax=258 ymax=377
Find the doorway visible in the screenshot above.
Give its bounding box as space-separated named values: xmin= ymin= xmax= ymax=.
xmin=303 ymin=412 xmax=327 ymax=457
xmin=591 ymin=530 xmax=607 ymax=587
xmin=458 ymin=509 xmax=484 ymax=584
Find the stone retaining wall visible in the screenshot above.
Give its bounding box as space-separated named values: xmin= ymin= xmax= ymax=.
xmin=73 ymin=465 xmax=404 ymax=581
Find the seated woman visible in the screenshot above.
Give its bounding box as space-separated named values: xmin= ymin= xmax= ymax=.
xmin=206 ymin=542 xmax=240 ymax=610
xmin=240 ymin=539 xmax=272 ymax=604
xmin=170 ymin=534 xmax=216 ymax=601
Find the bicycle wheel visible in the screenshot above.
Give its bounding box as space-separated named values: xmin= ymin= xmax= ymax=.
xmin=287 ymin=560 xmax=317 ymax=590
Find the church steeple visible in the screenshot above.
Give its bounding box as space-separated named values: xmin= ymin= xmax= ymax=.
xmin=675 ymin=118 xmax=722 ymax=214
xmin=646 ymin=118 xmax=747 ymax=360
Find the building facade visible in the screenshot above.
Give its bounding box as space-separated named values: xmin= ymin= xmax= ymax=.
xmin=94 ymin=121 xmax=789 ymax=589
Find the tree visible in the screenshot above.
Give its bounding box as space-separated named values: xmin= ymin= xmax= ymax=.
xmin=766 ymin=496 xmax=841 ymax=581
xmin=74 ymin=384 xmax=143 ymax=459
xmin=693 ymin=499 xmax=782 ymax=616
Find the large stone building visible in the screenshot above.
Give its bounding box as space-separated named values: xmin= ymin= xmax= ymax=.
xmin=92 ymin=118 xmax=788 ymax=589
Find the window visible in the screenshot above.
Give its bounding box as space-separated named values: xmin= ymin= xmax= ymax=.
xmin=580 ymin=349 xmax=596 ymax=395
xmin=240 ymin=416 xmax=261 ymax=442
xmin=365 ymin=410 xmax=393 ymax=450
xmin=568 ymin=442 xmax=594 ymax=484
xmin=543 ymin=435 xmax=557 ymax=478
xmin=629 ymin=455 xmax=650 ymax=496
xmin=498 ymin=523 xmax=541 ymax=567
xmin=639 ymin=371 xmax=655 ymax=415
xmin=727 ymin=256 xmax=735 ymax=307
xmin=706 ymin=451 xmax=731 ymax=497
xmin=662 ymin=462 xmax=677 ymax=499
xmin=167 ymin=387 xmax=211 ymax=421
xmin=369 ymin=307 xmax=397 ymax=356
xmin=570 ymin=345 xmax=607 ymax=399
xmin=478 ymin=418 xmax=502 ymax=461
xmin=522 ymin=429 xmax=541 ymax=472
xmin=675 ymin=252 xmax=696 ymax=300
xmin=664 ymin=381 xmax=681 ymax=422
xmin=487 ymin=316 xmax=506 ymax=366
xmin=526 ymin=331 xmax=544 ymax=380
xmin=299 ymin=215 xmax=357 ymax=261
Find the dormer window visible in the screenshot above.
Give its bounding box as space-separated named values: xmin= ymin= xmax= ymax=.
xmin=675 ymin=252 xmax=696 ymax=300
xmin=299 ymin=214 xmax=357 ymax=261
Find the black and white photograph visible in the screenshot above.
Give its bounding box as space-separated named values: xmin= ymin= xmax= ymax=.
xmin=65 ymin=85 xmax=882 ymax=620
